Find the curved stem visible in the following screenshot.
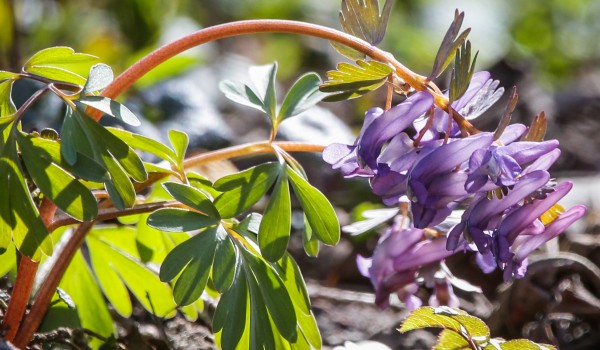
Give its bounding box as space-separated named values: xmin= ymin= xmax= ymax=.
xmin=183 ymin=140 xmax=325 ymax=169
xmin=90 ymin=19 xmax=448 ymax=120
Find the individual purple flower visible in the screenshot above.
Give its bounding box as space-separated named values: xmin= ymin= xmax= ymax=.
xmin=407 ymin=132 xmax=494 ymax=228
xmin=357 ymin=223 xmax=465 ymax=308
xmin=323 ymin=91 xmax=433 ymax=178
xmin=465 ymin=138 xmax=559 ymax=193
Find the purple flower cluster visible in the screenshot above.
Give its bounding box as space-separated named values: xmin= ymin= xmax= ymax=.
xmin=325 ymin=72 xmax=586 ymax=308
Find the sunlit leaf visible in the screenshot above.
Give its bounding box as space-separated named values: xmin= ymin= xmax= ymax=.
xmin=218 ymin=80 xmax=265 ymax=113
xmin=78 ymin=96 xmax=141 ymax=126
xmin=497 ymin=339 xmax=556 ymax=350
xmin=278 ymin=73 xmax=326 ymax=123
xmin=399 ymin=306 xmax=490 ymax=344
xmin=213 ymin=269 xmax=250 ymax=350
xmin=168 ymin=129 xmax=188 ymax=166
xmin=83 ymin=63 xmax=113 ymax=94
xmin=17 ymin=133 xmax=98 ymax=221
xmin=434 ymin=329 xmax=471 ymax=350
xmin=449 ymin=40 xmax=478 ymax=103
xmin=0 ymin=71 xmax=18 ymax=82
xmin=87 ymin=227 xmax=178 ymax=317
xmin=302 ymin=216 xmax=320 ymax=257
xmin=259 ymin=174 xmax=291 ymax=262
xmin=320 ymin=60 xmax=392 ymax=101
xmin=0 ymin=242 xmax=16 ymax=275
xmin=213 ymin=162 xmax=281 ymax=218
xmin=0 ymin=79 xmax=16 ymax=118
xmin=108 ymin=127 xmax=178 ymax=167
xmin=287 ymin=166 xmax=340 ymax=245
xmin=24 ymin=46 xmax=98 ymax=86
xmin=58 ymin=250 xmax=114 ymax=349
xmin=332 ymin=0 xmax=395 ymax=60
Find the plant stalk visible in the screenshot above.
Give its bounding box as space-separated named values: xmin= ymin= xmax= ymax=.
xmin=88 ymin=19 xmax=449 ymax=120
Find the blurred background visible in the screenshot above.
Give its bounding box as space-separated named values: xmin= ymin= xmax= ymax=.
xmin=2 ymin=0 xmax=600 ymax=349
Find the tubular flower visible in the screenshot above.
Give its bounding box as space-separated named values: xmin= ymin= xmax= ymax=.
xmin=357 ymin=224 xmax=465 ymax=308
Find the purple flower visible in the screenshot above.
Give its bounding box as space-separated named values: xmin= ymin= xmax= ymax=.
xmin=357 ymin=223 xmax=464 ymax=308
xmin=407 ymin=132 xmax=494 ymax=228
xmin=466 ymin=139 xmax=559 ymax=193
xmin=323 ymin=92 xmax=433 ymax=178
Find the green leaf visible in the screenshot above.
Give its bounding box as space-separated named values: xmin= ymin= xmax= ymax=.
xmin=399 ymin=307 xmax=490 ymax=344
xmin=434 ymin=329 xmax=471 ymax=350
xmin=168 ymin=129 xmax=188 ymax=166
xmin=213 ymin=269 xmax=250 ymax=350
xmin=147 ymin=208 xmax=219 ymax=232
xmin=320 ymin=60 xmax=393 ymax=102
xmin=302 ymin=216 xmax=320 ymax=257
xmin=0 ymin=79 xmax=16 ymax=117
xmin=59 ymin=250 xmax=114 ymax=349
xmin=0 ymin=71 xmax=18 ymax=83
xmin=212 ymin=237 xmax=239 ymax=293
xmin=278 ymin=73 xmax=326 ymax=123
xmin=162 ymin=182 xmax=220 ymax=218
xmin=87 ymin=227 xmax=178 ymax=317
xmin=332 ymin=0 xmax=395 ymax=59
xmin=108 ymin=127 xmax=178 ymax=167
xmin=497 ymin=339 xmax=556 ymax=350
xmin=17 ymin=133 xmax=98 ymax=221
xmin=259 ymin=174 xmax=291 ymax=262
xmin=249 ymin=63 xmax=278 ymax=121
xmin=0 ymin=243 xmax=16 ymax=276
xmin=213 ymin=162 xmax=281 ymax=218
xmin=159 ymin=226 xmax=221 ymax=305
xmin=78 ymin=96 xmax=141 ymax=126
xmin=24 ymin=46 xmax=98 ymax=86
xmin=83 ymin=63 xmax=113 ymax=94
xmin=430 ymin=10 xmax=471 ymax=80
xmin=218 ymin=80 xmax=266 ymax=114
xmin=0 ymin=133 xmax=52 ymax=259
xmin=287 ymin=166 xmax=340 ymax=245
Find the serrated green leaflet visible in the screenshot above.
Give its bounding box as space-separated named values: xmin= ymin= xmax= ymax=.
xmin=87 ymin=227 xmax=178 ymax=317
xmin=278 ymin=72 xmax=326 ymax=124
xmin=320 ymin=60 xmax=393 ymax=101
xmin=434 ymin=329 xmax=471 ymax=350
xmin=162 ymin=182 xmax=220 ymax=218
xmin=331 ymin=0 xmax=395 ymax=60
xmin=17 ymin=133 xmax=98 ymax=221
xmin=399 ymin=307 xmax=490 ymax=344
xmin=159 ymin=226 xmax=220 ymax=305
xmin=24 ymin=46 xmax=98 ymax=86
xmin=0 ymin=132 xmax=52 ymax=259
xmin=147 ymin=208 xmax=219 ymax=232
xmin=287 ymin=166 xmax=340 ymax=246
xmin=78 ymin=96 xmax=141 ymax=126
xmin=83 ymin=63 xmax=113 ymax=94
xmin=259 ymin=173 xmax=291 ymax=262
xmin=213 ymin=162 xmax=281 ymax=218
xmin=108 ymin=127 xmax=178 ymax=167
xmin=59 ymin=251 xmax=114 ymax=350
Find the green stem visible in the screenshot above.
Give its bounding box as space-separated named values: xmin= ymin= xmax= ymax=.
xmin=89 ymin=19 xmax=449 ymax=120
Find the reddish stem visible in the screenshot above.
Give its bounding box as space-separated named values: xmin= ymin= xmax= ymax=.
xmin=89 ymin=19 xmax=449 ymax=120
xmin=2 ymin=198 xmax=56 ymax=341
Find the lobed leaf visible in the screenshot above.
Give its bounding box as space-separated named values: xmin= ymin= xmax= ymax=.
xmin=449 ymin=40 xmax=478 ymax=103
xmin=320 ymin=60 xmax=393 ymax=101
xmin=399 ymin=307 xmax=490 ymax=345
xmin=287 ymin=166 xmax=340 ymax=246
xmin=332 ymin=0 xmax=395 ymax=60
xmin=430 ymin=10 xmax=471 ymax=80
xmin=213 ymin=162 xmax=281 ymax=218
